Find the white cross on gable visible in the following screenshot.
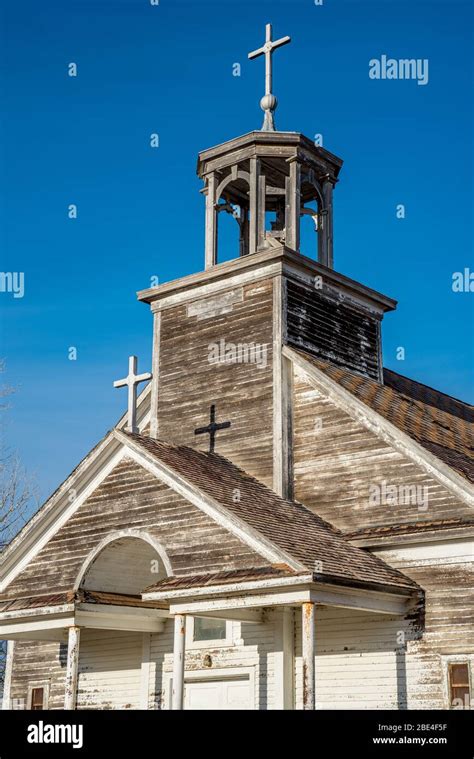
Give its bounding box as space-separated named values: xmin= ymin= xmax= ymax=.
xmin=113 ymin=355 xmax=152 ymax=434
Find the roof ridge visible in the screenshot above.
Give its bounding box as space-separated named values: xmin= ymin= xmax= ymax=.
xmin=383 ymin=367 xmax=474 ymax=411
xmin=128 ymin=433 xmax=353 ymax=538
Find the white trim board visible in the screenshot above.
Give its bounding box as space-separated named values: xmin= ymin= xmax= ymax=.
xmin=0 ymin=444 xmax=127 ymax=593
xmin=0 ymin=384 xmax=152 ymax=592
xmin=163 ymin=667 xmax=256 ymax=711
xmin=285 ymin=346 xmax=474 ymax=507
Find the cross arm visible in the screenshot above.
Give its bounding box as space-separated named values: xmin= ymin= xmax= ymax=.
xmin=248 ymin=46 xmax=265 ymax=60
xmin=272 ymin=35 xmax=291 ymax=50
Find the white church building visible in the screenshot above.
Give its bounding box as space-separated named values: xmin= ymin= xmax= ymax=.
xmin=0 ymin=25 xmax=472 ymax=711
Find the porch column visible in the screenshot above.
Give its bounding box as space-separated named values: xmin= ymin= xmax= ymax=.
xmin=302 ymin=602 xmax=315 ymax=710
xmin=172 ymin=614 xmax=186 ymax=710
xmin=1 ymin=641 xmax=15 ymax=710
xmin=64 ymin=625 xmax=81 ymax=710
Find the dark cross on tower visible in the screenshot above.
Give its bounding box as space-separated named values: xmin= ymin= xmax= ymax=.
xmin=194 ymin=404 xmax=231 ymax=453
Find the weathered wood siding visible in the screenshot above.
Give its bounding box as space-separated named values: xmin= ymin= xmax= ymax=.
xmin=294 ymin=607 xmax=425 ymax=709
xmin=3 ymin=457 xmax=270 ymax=601
xmin=9 ymin=639 xmax=67 ymax=710
xmin=10 ymin=537 xmax=472 ymax=711
xmin=156 ymin=279 xmax=275 ymax=487
xmin=77 ymin=630 xmax=143 ymax=710
xmin=292 ymin=367 xmax=472 ymax=531
xmin=374 ymin=539 xmax=474 ymax=707
xmin=293 ymin=539 xmax=474 ymax=709
xmin=286 ymin=279 xmax=381 ymax=380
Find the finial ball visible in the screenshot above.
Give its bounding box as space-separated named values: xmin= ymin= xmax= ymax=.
xmin=260 ymin=93 xmax=278 ymax=112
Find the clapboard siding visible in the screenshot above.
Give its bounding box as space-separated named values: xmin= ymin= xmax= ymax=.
xmin=8 ymin=639 xmax=67 ymax=710
xmin=9 ymin=540 xmax=472 ymax=711
xmin=294 ymin=607 xmax=440 ymax=710
xmin=77 ymin=630 xmax=143 ymax=710
xmin=3 ymin=458 xmax=270 ymax=600
xmin=148 ymin=613 xmax=279 ymax=710
xmin=156 ymin=279 xmax=275 ymax=487
xmin=292 ymin=541 xmax=474 ymax=710
xmin=286 ymin=280 xmax=381 ymax=380
xmin=292 ymin=367 xmax=471 ymax=531
xmin=375 ymin=541 xmax=474 ymax=657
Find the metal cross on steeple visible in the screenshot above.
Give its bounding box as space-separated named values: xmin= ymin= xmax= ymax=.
xmin=248 ymin=23 xmax=291 ymax=132
xmin=194 ymin=404 xmax=231 ymax=453
xmin=113 ymin=355 xmax=152 ymax=434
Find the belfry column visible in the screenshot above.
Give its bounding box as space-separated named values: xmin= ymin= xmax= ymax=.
xmin=249 ymin=157 xmax=260 ymax=255
xmin=285 ymin=158 xmax=301 ymax=251
xmin=204 ymin=172 xmax=217 ymax=269
xmin=64 ymin=625 xmax=81 ymax=710
xmin=319 ymin=177 xmax=335 ymax=268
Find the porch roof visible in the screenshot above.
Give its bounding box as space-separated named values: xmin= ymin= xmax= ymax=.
xmin=0 ymin=588 xmax=168 ymax=613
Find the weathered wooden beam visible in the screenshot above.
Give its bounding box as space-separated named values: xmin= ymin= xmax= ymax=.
xmin=285 ymin=158 xmax=301 ymax=251
xmin=248 ymin=157 xmax=259 ymax=254
xmin=190 ymin=608 xmax=264 ymax=623
xmin=257 ymin=172 xmax=266 ymax=249
xmin=204 ymin=172 xmax=217 ymax=269
xmin=64 ymin=625 xmax=80 ymax=710
xmin=302 ymin=602 xmax=315 ymax=710
xmin=319 ymin=178 xmax=334 ymax=268
xmin=149 ymin=311 xmax=161 ymax=439
xmin=274 ymin=608 xmax=294 ymax=709
xmin=272 ymin=277 xmax=293 ymax=499
xmin=171 ymin=614 xmax=186 ymax=710
xmin=1 ymin=641 xmax=15 ymax=710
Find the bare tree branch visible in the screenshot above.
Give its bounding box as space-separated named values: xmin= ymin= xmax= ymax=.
xmin=0 ymin=361 xmax=38 ymax=696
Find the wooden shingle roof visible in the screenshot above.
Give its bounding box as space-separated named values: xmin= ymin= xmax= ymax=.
xmin=127 ymin=433 xmax=418 ymax=594
xmin=294 ymin=350 xmax=474 ymax=483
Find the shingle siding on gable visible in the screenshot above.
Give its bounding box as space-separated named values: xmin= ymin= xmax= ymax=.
xmin=1 ymin=458 xmax=270 ymax=601
xmin=286 ymin=280 xmax=382 ymax=380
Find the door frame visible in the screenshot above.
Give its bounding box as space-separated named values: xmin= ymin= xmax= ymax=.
xmin=165 ymin=667 xmax=256 ymax=710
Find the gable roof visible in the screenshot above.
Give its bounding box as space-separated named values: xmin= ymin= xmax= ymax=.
xmin=291 ymin=349 xmax=474 ymax=484
xmin=124 ymin=433 xmax=417 ymax=594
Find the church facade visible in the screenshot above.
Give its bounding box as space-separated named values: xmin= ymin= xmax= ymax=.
xmin=0 ymin=26 xmax=473 ymax=711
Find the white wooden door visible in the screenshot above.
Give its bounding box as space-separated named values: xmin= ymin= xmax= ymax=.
xmin=184 ymin=677 xmax=252 ymax=710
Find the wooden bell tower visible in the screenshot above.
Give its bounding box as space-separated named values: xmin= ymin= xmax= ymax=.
xmin=138 ymin=23 xmax=397 ymax=499
xmin=198 ymin=132 xmax=342 ymax=270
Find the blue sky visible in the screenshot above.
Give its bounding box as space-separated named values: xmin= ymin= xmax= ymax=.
xmin=0 ymin=0 xmax=472 ymax=502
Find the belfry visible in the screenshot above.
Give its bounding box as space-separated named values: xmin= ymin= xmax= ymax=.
xmin=199 ymin=24 xmax=341 ymax=269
